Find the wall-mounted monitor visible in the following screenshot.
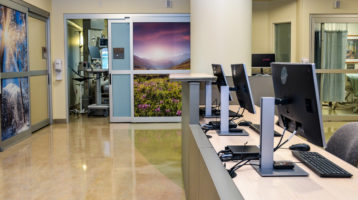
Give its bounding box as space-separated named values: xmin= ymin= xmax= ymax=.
xmin=252 ymin=54 xmax=275 ymax=67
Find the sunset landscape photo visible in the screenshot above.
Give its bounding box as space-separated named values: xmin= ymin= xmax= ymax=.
xmin=133 ymin=22 xmax=190 ymax=70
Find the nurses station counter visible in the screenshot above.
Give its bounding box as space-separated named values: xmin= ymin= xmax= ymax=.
xmin=170 ymin=73 xmax=358 ymax=200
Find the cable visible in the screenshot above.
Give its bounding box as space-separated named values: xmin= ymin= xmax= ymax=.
xmin=274 ymin=129 xmax=298 ymax=151
xmin=228 ymin=158 xmax=257 ymax=178
xmin=274 ymin=127 xmax=287 ymax=151
xmin=228 ymin=156 xmax=259 ymax=178
xmin=230 ymin=108 xmax=244 ymax=121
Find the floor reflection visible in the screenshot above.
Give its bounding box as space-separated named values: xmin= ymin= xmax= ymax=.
xmin=0 ymin=116 xmax=185 ymax=200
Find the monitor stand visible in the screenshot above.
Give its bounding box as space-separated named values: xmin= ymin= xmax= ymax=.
xmin=216 ymin=86 xmax=248 ymax=136
xmin=251 ymin=97 xmax=308 ymax=177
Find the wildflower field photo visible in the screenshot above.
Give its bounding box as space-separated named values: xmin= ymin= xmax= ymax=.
xmin=134 ymin=75 xmax=182 ymax=117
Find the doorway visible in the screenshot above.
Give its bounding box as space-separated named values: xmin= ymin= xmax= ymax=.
xmin=311 ymin=15 xmax=358 ymax=121
xmin=65 ymin=14 xmax=190 ymax=123
xmin=275 ymin=23 xmax=291 ymax=62
xmin=66 ymin=18 xmax=110 ymax=121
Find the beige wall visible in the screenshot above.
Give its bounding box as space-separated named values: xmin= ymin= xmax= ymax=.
xmin=297 ymin=0 xmax=358 ymax=62
xmin=23 ymin=0 xmax=51 ymax=12
xmin=252 ymin=1 xmax=270 ymax=53
xmin=50 ymin=0 xmax=190 ymax=120
xmin=252 ymin=0 xmax=297 ymax=60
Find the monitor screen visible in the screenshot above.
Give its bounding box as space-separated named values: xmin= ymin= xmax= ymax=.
xmin=89 ymin=46 xmax=101 ymax=59
xmin=252 ymin=54 xmax=275 ymax=67
xmin=99 ymin=38 xmax=108 ymax=48
xmin=101 ymin=48 xmax=108 ymax=70
xmin=271 ymin=62 xmax=326 ymax=147
xmin=212 ymin=64 xmax=232 ymax=101
xmin=231 ymin=64 xmax=256 ymax=114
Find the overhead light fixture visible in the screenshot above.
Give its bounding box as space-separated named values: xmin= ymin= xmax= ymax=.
xmin=333 ymin=0 xmax=340 ymax=9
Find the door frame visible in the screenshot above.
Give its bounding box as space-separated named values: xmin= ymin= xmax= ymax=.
xmin=0 ymin=0 xmax=51 ymax=150
xmin=64 ymin=14 xmax=190 ymax=123
xmin=28 ymin=13 xmax=53 ymax=132
xmin=310 ymin=14 xmax=358 ymax=121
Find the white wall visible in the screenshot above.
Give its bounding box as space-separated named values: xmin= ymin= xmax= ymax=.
xmin=191 ymin=0 xmax=252 ymax=75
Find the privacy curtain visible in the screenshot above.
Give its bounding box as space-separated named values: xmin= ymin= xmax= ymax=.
xmin=321 ymin=23 xmax=347 ymax=102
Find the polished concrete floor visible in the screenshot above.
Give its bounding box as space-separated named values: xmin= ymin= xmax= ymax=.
xmin=0 ymin=116 xmax=185 ymax=200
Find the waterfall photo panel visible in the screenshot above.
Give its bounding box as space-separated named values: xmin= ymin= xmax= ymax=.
xmin=0 ymin=5 xmax=28 ymax=73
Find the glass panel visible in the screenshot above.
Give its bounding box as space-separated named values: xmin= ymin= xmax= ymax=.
xmin=1 ymin=77 xmax=30 ymax=141
xmin=275 ymin=23 xmax=291 ymax=62
xmin=318 ymin=72 xmax=358 ymax=119
xmin=30 ymin=75 xmax=49 ymax=125
xmin=134 ymin=74 xmax=182 ymax=117
xmin=112 ymin=74 xmax=131 ymax=117
xmin=313 ymin=23 xmax=322 ymax=69
xmin=28 ymin=17 xmax=47 ymax=71
xmin=133 ymin=22 xmax=190 ymax=70
xmin=0 ymin=6 xmax=28 ymax=72
xmin=111 ymin=23 xmax=130 ymax=70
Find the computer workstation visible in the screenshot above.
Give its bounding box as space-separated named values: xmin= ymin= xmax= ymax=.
xmin=203 ymin=64 xmax=258 ymax=136
xmin=178 ymin=65 xmax=358 ymax=200
xmin=217 ymin=62 xmax=352 ymax=178
xmin=203 ymin=63 xmax=282 ymax=137
xmin=200 ymin=64 xmax=238 ymax=118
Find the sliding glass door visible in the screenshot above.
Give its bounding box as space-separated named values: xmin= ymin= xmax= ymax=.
xmin=108 ymin=15 xmax=190 ymax=122
xmin=28 ymin=15 xmax=51 ymax=131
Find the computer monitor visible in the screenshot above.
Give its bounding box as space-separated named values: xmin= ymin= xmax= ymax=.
xmin=271 ymin=62 xmax=326 ymax=147
xmin=89 ymin=46 xmax=101 ymax=60
xmin=101 ymin=48 xmax=108 ymax=70
xmin=231 ymin=64 xmax=256 ymax=114
xmin=212 ymin=64 xmax=232 ymax=101
xmin=252 ymin=54 xmax=275 ymax=67
xmin=99 ymin=38 xmax=108 ymax=48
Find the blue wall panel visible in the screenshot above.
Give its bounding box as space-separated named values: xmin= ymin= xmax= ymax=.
xmin=112 ymin=74 xmax=131 ymax=117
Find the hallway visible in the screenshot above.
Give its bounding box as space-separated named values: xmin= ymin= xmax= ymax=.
xmin=0 ymin=117 xmax=184 ymax=200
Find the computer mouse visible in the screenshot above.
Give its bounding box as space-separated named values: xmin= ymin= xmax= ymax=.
xmin=289 ymin=143 xmax=310 ymax=151
xmin=238 ymin=121 xmax=252 ymax=126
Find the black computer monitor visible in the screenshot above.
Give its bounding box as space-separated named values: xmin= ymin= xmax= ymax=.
xmin=89 ymin=46 xmax=101 ymax=60
xmin=252 ymin=54 xmax=275 ymax=67
xmin=271 ymin=62 xmax=326 ymax=147
xmin=99 ymin=38 xmax=108 ymax=48
xmin=231 ymin=64 xmax=256 ymax=114
xmin=212 ymin=64 xmax=232 ymax=101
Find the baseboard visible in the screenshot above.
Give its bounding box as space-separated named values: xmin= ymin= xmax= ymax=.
xmin=53 ymin=119 xmax=67 ymax=124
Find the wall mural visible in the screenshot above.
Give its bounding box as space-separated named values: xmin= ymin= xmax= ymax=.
xmin=134 ymin=75 xmax=182 ymax=117
xmin=1 ymin=78 xmax=30 ymax=141
xmin=0 ymin=5 xmax=29 ymax=141
xmin=133 ymin=22 xmax=190 ymax=70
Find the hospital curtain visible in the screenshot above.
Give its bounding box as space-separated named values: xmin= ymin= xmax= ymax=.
xmin=321 ymin=23 xmax=347 ymax=102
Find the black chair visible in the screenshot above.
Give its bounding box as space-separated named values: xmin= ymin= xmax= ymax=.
xmin=326 ymin=122 xmax=358 ymax=167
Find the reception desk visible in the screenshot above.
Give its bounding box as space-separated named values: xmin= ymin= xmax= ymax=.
xmin=173 ymin=74 xmax=358 ymax=200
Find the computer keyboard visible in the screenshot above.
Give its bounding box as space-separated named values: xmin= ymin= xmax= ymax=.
xmin=292 ymin=151 xmax=352 ymax=178
xmin=249 ymin=124 xmax=282 ymax=137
